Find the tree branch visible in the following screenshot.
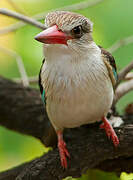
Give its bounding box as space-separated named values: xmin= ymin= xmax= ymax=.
xmin=0 ymin=8 xmax=45 ymax=30
xmin=114 ymin=79 xmax=133 ymax=104
xmin=117 ymin=61 xmax=133 ymax=85
xmin=125 ymin=72 xmax=133 ymax=80
xmin=13 ymin=76 xmax=38 ymax=85
xmin=0 ymin=76 xmax=133 ymax=179
xmin=112 ymin=61 xmax=133 ymax=105
xmin=0 ymin=76 xmax=56 ymax=147
xmin=0 ymin=116 xmax=133 ymax=179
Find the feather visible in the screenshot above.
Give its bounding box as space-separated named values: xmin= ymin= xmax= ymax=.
xmin=99 ymin=46 xmax=117 ymax=89
xmin=39 ymin=59 xmax=46 ymax=104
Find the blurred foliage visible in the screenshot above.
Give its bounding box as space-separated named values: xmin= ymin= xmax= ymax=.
xmin=120 ymin=173 xmax=133 ymax=180
xmin=64 ymin=170 xmax=120 ymax=180
xmin=0 ymin=0 xmax=133 ymax=179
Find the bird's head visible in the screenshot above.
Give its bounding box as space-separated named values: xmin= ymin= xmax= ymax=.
xmin=35 ymin=11 xmax=93 ymax=54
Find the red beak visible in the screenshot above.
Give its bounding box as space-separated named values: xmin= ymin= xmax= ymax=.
xmin=35 ymin=25 xmax=72 ymax=45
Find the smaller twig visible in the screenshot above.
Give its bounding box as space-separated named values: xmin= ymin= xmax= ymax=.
xmin=125 ymin=72 xmax=133 ymax=80
xmin=117 ymin=61 xmax=133 ymax=85
xmin=0 ymin=8 xmax=46 ymax=30
xmin=107 ymin=35 xmax=133 ymax=53
xmin=0 ymin=46 xmax=29 ymax=87
xmin=14 ymin=76 xmax=38 ymax=84
xmin=114 ymin=79 xmax=133 ymax=104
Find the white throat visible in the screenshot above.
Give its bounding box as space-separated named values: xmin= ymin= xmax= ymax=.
xmin=43 ymin=42 xmax=101 ymax=64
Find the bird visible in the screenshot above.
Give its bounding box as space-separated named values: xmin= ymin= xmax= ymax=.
xmin=35 ymin=11 xmax=119 ymax=169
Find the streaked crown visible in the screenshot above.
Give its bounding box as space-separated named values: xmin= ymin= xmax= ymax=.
xmin=45 ymin=11 xmax=93 ymax=35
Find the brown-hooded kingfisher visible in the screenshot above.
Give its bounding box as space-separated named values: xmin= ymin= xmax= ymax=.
xmin=35 ymin=11 xmax=119 ymax=169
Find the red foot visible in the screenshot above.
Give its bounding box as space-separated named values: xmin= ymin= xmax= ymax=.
xmin=100 ymin=117 xmax=119 ymax=147
xmin=57 ymin=131 xmax=70 ymax=169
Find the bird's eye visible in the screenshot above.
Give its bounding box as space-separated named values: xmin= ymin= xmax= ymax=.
xmin=72 ymin=26 xmax=82 ymax=34
xmin=71 ymin=25 xmax=82 ymax=38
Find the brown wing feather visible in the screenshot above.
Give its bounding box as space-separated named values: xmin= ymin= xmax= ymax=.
xmin=99 ymin=46 xmax=117 ymax=89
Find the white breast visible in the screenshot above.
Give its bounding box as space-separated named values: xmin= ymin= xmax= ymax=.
xmin=41 ymin=43 xmax=114 ymax=131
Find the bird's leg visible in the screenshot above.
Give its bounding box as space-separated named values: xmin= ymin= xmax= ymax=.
xmin=57 ymin=130 xmax=70 ymax=169
xmin=100 ymin=116 xmax=119 ymax=147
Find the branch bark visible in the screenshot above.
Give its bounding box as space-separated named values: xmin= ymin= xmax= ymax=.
xmin=0 ymin=76 xmax=133 ymax=179
xmin=0 ymin=76 xmax=56 ymax=147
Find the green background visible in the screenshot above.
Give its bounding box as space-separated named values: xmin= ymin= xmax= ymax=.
xmin=0 ymin=0 xmax=133 ymax=179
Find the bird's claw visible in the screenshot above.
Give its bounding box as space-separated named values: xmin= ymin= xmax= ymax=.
xmin=58 ymin=140 xmax=70 ymax=169
xmin=100 ymin=117 xmax=119 ymax=147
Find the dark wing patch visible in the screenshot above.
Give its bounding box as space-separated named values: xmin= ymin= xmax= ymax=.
xmin=39 ymin=59 xmax=46 ymax=104
xmin=99 ymin=46 xmax=117 ymax=88
xmin=39 ymin=59 xmax=57 ymax=147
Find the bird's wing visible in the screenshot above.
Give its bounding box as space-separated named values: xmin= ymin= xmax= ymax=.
xmin=99 ymin=46 xmax=117 ymax=89
xmin=39 ymin=59 xmax=46 ymax=104
xmin=38 ymin=59 xmax=57 ymax=147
